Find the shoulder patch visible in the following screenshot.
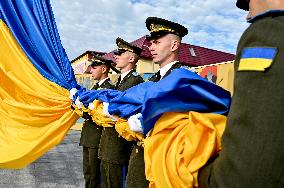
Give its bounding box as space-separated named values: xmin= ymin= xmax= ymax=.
xmin=238 ymin=47 xmax=277 ymax=71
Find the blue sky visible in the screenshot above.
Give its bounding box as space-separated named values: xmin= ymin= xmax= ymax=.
xmin=50 ymin=0 xmax=249 ymax=60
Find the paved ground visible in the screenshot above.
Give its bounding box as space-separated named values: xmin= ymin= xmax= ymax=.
xmin=0 ymin=130 xmax=84 ymax=188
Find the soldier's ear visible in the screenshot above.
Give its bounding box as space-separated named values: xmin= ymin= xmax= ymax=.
xmin=128 ymin=55 xmax=135 ymax=63
xmin=171 ymin=40 xmax=179 ymax=52
xmin=101 ymin=65 xmax=107 ymax=74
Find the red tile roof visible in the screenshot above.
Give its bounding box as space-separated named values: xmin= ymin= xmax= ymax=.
xmin=103 ymin=35 xmax=235 ymax=67
xmin=103 ymin=51 xmax=116 ymax=62
xmin=178 ymin=44 xmax=235 ymax=67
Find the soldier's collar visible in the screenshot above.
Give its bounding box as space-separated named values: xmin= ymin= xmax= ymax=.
xmin=98 ymin=77 xmax=109 ymax=86
xmin=159 ymin=61 xmax=178 ymax=78
xmin=247 ymin=10 xmax=284 ymax=23
xmin=120 ymin=69 xmax=134 ymax=81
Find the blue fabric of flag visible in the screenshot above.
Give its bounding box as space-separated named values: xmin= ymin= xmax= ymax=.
xmin=79 ymin=68 xmax=231 ymax=135
xmin=0 ymin=0 xmax=78 ymax=90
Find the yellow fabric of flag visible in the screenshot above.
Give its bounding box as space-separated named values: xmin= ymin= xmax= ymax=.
xmin=87 ymin=101 xmax=143 ymax=141
xmin=88 ymin=100 xmax=116 ymax=127
xmin=0 ymin=20 xmax=79 ymax=169
xmin=115 ymin=118 xmax=144 ymax=141
xmin=144 ymin=111 xmax=226 ymax=188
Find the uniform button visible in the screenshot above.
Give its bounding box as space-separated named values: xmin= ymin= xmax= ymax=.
xmin=136 ymin=148 xmax=139 ymax=153
xmin=118 ymin=135 xmax=121 ymax=138
xmin=97 ymin=128 xmax=99 ymax=130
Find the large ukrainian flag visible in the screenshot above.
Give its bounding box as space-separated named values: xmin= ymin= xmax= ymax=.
xmin=0 ymin=0 xmax=79 ymax=168
xmin=0 ymin=3 xmax=232 ymax=187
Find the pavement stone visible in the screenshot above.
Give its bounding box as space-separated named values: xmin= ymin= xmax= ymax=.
xmin=0 ymin=130 xmax=84 ymax=188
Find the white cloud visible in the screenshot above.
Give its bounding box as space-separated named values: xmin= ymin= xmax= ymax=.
xmin=50 ymin=0 xmax=249 ymax=60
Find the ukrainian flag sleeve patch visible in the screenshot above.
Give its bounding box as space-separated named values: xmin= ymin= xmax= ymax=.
xmin=238 ymin=47 xmax=278 ymax=71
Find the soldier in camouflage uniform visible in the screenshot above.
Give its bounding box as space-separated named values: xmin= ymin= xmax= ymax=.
xmin=99 ymin=37 xmax=144 ymax=188
xmin=79 ymin=55 xmax=115 ymax=188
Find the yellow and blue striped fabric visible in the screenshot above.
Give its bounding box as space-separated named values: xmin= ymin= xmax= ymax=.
xmin=238 ymin=47 xmax=277 ymax=71
xmin=0 ymin=0 xmax=79 ymax=169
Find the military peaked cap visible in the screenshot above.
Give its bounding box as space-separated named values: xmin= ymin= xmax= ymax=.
xmin=90 ymin=54 xmax=113 ymax=67
xmin=145 ymin=17 xmax=188 ymax=39
xmin=89 ymin=54 xmax=120 ymax=73
xmin=114 ymin=37 xmax=142 ymax=56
